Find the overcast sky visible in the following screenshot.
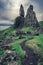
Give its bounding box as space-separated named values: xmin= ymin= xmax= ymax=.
xmin=0 ymin=0 xmax=43 ymax=30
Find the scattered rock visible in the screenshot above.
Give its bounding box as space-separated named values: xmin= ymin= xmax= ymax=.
xmin=16 ymin=30 xmax=26 ymax=36
xmin=40 ymin=27 xmax=43 ymax=34
xmin=1 ymin=50 xmax=17 ymax=65
xmin=12 ymin=34 xmax=15 ymax=37
xmin=37 ymin=44 xmax=41 ymax=47
xmin=19 ymin=35 xmax=25 ymax=39
xmin=4 ymin=32 xmax=8 ymax=35
xmin=34 ymin=33 xmax=39 ymax=36
xmin=27 ymin=31 xmax=32 ymax=35
xmin=0 ymin=40 xmax=2 ymax=43
xmin=3 ymin=39 xmax=13 ymax=44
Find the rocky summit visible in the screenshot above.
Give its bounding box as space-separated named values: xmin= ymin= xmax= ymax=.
xmin=25 ymin=5 xmax=40 ymax=28
xmin=14 ymin=4 xmax=25 ymax=29
xmin=14 ymin=5 xmax=40 ymax=29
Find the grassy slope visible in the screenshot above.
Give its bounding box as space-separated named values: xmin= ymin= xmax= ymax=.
xmin=0 ymin=26 xmax=43 ymax=65
xmin=0 ymin=26 xmax=43 ymax=55
xmin=39 ymin=21 xmax=43 ymax=27
xmin=0 ymin=26 xmax=14 ymax=34
xmin=11 ymin=39 xmax=26 ymax=56
xmin=26 ymin=34 xmax=43 ymax=56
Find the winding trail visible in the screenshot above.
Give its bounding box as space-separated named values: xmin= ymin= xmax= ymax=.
xmin=20 ymin=40 xmax=41 ymax=65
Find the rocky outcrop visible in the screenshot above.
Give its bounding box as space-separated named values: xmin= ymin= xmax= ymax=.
xmin=14 ymin=4 xmax=40 ymax=30
xmin=25 ymin=5 xmax=40 ymax=28
xmin=14 ymin=16 xmax=24 ymax=29
xmin=14 ymin=4 xmax=25 ymax=29
xmin=20 ymin=4 xmax=25 ymax=17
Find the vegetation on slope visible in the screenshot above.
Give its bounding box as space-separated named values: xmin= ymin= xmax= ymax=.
xmin=0 ymin=26 xmax=43 ymax=65
xmin=39 ymin=21 xmax=43 ymax=27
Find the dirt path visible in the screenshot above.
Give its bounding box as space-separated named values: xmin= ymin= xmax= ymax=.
xmin=20 ymin=40 xmax=41 ymax=65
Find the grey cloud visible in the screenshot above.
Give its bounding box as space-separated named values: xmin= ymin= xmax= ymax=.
xmin=0 ymin=0 xmax=12 ymax=10
xmin=0 ymin=0 xmax=43 ymax=22
xmin=0 ymin=0 xmax=7 ymax=9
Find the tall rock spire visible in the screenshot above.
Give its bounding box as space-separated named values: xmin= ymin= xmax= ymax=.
xmin=14 ymin=4 xmax=25 ymax=28
xmin=25 ymin=5 xmax=40 ymax=28
xmin=20 ymin=4 xmax=24 ymax=17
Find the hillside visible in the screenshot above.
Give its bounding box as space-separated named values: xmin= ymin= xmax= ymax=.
xmin=39 ymin=21 xmax=43 ymax=27
xmin=0 ymin=3 xmax=43 ymax=65
xmin=0 ymin=26 xmax=14 ymax=34
xmin=0 ymin=26 xmax=43 ymax=65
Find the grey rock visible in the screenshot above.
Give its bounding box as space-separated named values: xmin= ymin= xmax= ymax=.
xmin=16 ymin=30 xmax=26 ymax=36
xmin=20 ymin=4 xmax=25 ymax=17
xmin=14 ymin=16 xmax=24 ymax=29
xmin=25 ymin=5 xmax=40 ymax=28
xmin=40 ymin=27 xmax=43 ymax=34
xmin=27 ymin=31 xmax=32 ymax=35
xmin=14 ymin=4 xmax=25 ymax=29
xmin=19 ymin=35 xmax=25 ymax=39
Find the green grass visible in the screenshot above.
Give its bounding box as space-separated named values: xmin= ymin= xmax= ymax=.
xmin=0 ymin=26 xmax=14 ymax=35
xmin=22 ymin=26 xmax=34 ymax=33
xmin=26 ymin=34 xmax=43 ymax=65
xmin=10 ymin=39 xmax=26 ymax=56
xmin=0 ymin=49 xmax=4 ymax=57
xmin=39 ymin=34 xmax=43 ymax=58
xmin=26 ymin=34 xmax=43 ymax=57
xmin=39 ymin=21 xmax=43 ymax=27
xmin=0 ymin=26 xmax=43 ymax=65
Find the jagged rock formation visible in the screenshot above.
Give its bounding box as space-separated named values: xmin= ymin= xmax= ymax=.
xmin=14 ymin=16 xmax=24 ymax=29
xmin=14 ymin=4 xmax=40 ymax=30
xmin=14 ymin=4 xmax=25 ymax=29
xmin=25 ymin=5 xmax=40 ymax=28
xmin=20 ymin=4 xmax=25 ymax=17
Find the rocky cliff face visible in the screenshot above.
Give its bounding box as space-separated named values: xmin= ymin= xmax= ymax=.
xmin=25 ymin=5 xmax=40 ymax=28
xmin=14 ymin=4 xmax=25 ymax=29
xmin=20 ymin=4 xmax=25 ymax=17
xmin=14 ymin=5 xmax=40 ymax=29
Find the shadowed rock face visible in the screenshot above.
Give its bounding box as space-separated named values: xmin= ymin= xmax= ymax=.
xmin=20 ymin=4 xmax=25 ymax=17
xmin=14 ymin=4 xmax=25 ymax=29
xmin=14 ymin=4 xmax=40 ymax=29
xmin=14 ymin=16 xmax=24 ymax=29
xmin=25 ymin=5 xmax=40 ymax=28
